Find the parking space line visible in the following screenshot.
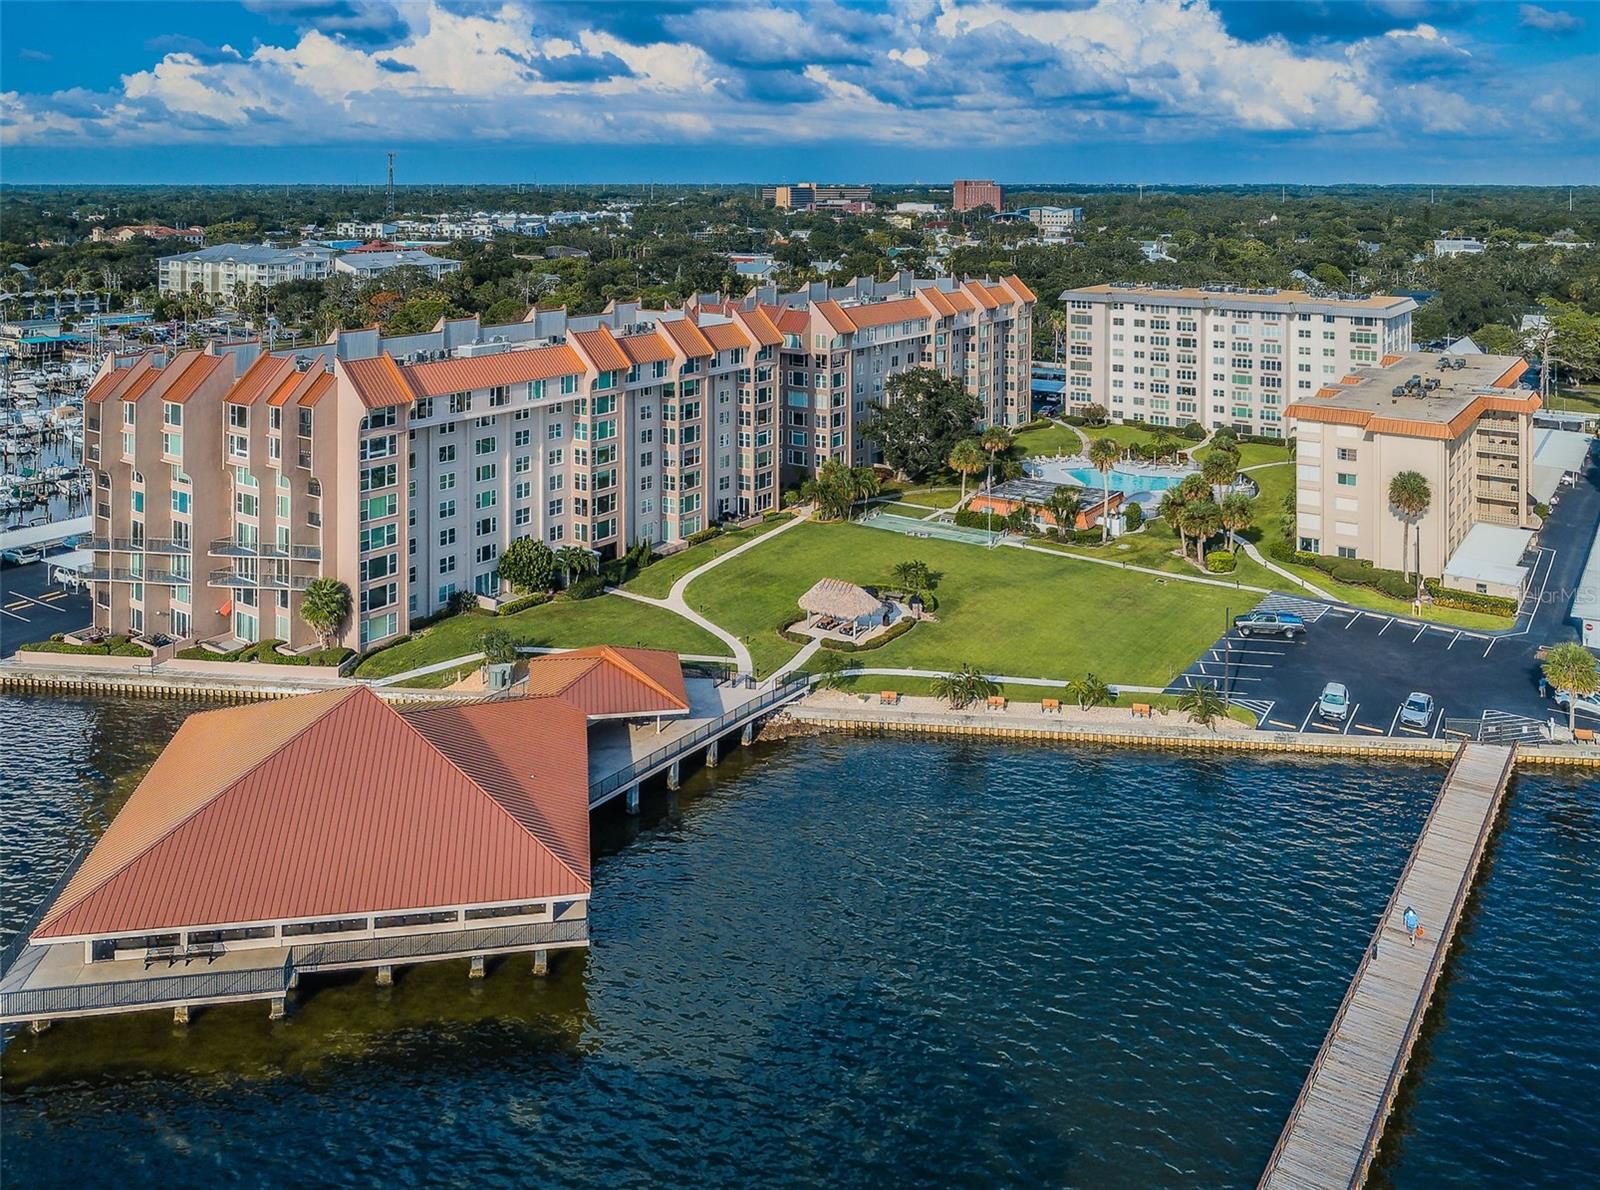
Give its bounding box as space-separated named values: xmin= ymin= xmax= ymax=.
xmin=1345 ymin=614 xmax=1361 ymax=630
xmin=1353 ymin=723 xmax=1385 ymax=734
xmin=1299 ymin=704 xmax=1316 ymax=732
xmin=1311 ymin=721 xmax=1341 ymax=732
xmin=1378 ymin=617 xmax=1395 ymax=635
xmin=1388 ymin=704 xmax=1403 ymax=735
xmin=1483 ymin=638 xmax=1497 ymax=658
xmin=1411 ymin=623 xmax=1429 ymax=642
xmin=4 ymin=600 xmax=29 ymax=610
xmin=1447 ymin=631 xmax=1461 ymax=650
xmin=39 ymin=590 xmax=68 ymax=602
xmin=1 ymin=608 xmax=28 ymax=622
xmin=1433 ymin=710 xmax=1445 ymax=738
xmin=1397 ymin=724 xmax=1428 ymax=736
xmin=1342 ymin=704 xmax=1361 ymax=734
xmin=1268 ymin=719 xmax=1299 ymax=730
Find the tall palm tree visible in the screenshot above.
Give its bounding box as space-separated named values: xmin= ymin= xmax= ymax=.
xmin=1159 ymin=488 xmax=1190 ymax=558
xmin=847 ymin=466 xmax=881 ymax=511
xmin=1219 ymin=490 xmax=1254 ymax=550
xmin=1087 ymin=436 xmax=1121 ymax=542
xmin=949 ymin=438 xmax=986 ymax=502
xmin=1043 ymin=485 xmax=1080 ymax=536
xmin=1388 ymin=471 xmax=1432 ymax=584
xmin=980 ymin=425 xmax=1013 ymax=461
xmin=555 ymin=545 xmax=597 ymax=586
xmin=1543 ymin=642 xmax=1599 ymax=736
xmin=931 ymin=662 xmax=999 ymax=710
xmin=1181 ymin=499 xmax=1222 ymax=566
xmin=1150 ymin=424 xmax=1179 ymax=463
xmin=1201 ymin=446 xmax=1239 ymax=495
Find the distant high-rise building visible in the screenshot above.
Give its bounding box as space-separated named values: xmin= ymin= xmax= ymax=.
xmin=952 ymin=179 xmax=1004 ymax=212
xmin=761 ymin=183 xmax=873 ymax=210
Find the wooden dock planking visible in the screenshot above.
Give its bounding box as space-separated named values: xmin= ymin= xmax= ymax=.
xmin=1260 ymin=741 xmax=1516 ymax=1190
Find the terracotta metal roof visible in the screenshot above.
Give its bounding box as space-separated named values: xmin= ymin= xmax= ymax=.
xmin=814 ymin=299 xmax=859 ymax=335
xmin=658 ymin=317 xmax=713 ymax=357
xmin=520 ymin=646 xmax=690 ymax=716
xmin=341 ymin=353 xmax=415 ymax=409
xmin=570 ymin=326 xmax=630 ymax=373
xmin=915 ymin=286 xmax=958 ymax=318
xmin=227 ymin=354 xmax=297 ymax=406
xmin=847 ymin=297 xmax=927 ymax=330
xmin=1002 ymin=274 xmax=1038 ymax=303
xmin=701 ymin=321 xmax=753 ymax=352
xmin=733 ymin=306 xmax=783 ymax=347
xmin=760 ymin=304 xmax=810 ymax=335
xmin=962 ymin=280 xmax=1000 ymax=311
xmin=618 ymin=331 xmax=675 ymax=366
xmin=402 ymin=344 xmax=585 ymax=398
xmin=149 ymin=350 xmax=227 ymax=405
xmin=33 ymin=687 xmax=592 ymax=940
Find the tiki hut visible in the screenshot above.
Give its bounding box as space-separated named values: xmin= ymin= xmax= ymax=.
xmin=798 ymin=578 xmax=887 ymax=636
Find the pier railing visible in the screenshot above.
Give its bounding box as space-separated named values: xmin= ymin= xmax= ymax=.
xmin=1 ymin=959 xmax=293 ymax=1022
xmin=290 ymin=919 xmax=589 ymax=970
xmin=589 ymin=674 xmax=809 ymax=803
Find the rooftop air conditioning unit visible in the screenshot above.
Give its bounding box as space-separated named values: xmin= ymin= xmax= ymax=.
xmin=1452 ymin=358 xmax=1466 ymax=370
xmin=1392 ymin=385 xmax=1407 ymax=398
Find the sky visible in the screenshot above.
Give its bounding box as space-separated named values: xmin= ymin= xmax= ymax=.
xmin=1 ymin=0 xmax=1595 ymax=185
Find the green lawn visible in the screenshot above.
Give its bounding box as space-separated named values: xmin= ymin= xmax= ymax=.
xmin=824 ymin=676 xmax=1258 ymax=724
xmin=1014 ymin=421 xmax=1084 ymax=457
xmin=1545 ymin=384 xmax=1600 ymax=416
xmin=354 ymin=595 xmax=730 ymax=681
xmin=623 ymin=514 xmax=794 ymax=598
xmin=685 ymin=520 xmax=1248 ymax=682
xmin=1246 ymin=462 xmax=1510 ymax=630
xmin=899 ymin=485 xmax=966 ymax=509
xmin=1200 ymin=439 xmax=1294 ymax=469
xmin=878 ymin=501 xmax=938 ymax=517
xmin=1032 ymin=525 xmax=1282 ymax=591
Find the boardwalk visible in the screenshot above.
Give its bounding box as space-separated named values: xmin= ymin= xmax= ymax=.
xmin=1260 ymin=741 xmax=1517 ymax=1190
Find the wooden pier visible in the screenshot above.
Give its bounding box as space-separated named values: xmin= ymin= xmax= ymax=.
xmin=1260 ymin=741 xmax=1517 ymax=1190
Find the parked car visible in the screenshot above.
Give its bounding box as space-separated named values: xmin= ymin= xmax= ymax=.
xmin=1552 ymin=688 xmax=1600 ymax=719
xmin=1318 ymin=681 xmax=1351 ymax=722
xmin=1399 ymin=691 xmax=1435 ymax=730
xmin=1 ymin=545 xmax=43 ymax=566
xmin=1234 ymin=610 xmax=1306 ymax=638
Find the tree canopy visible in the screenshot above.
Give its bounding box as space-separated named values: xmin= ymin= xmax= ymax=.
xmin=865 ymin=368 xmax=983 ymax=480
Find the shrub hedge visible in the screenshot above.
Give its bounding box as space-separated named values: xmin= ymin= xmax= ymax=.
xmin=1205 ymin=549 xmax=1236 ymax=573
xmin=496 ymin=591 xmax=550 ymax=616
xmin=21 ymin=634 xmax=148 ymax=657
xmin=568 ymin=574 xmax=606 ymax=600
xmin=174 ymin=638 xmax=352 ymax=666
xmin=1263 ymin=541 xmax=1512 ymax=614
xmin=1423 ymin=579 xmax=1518 ymax=617
xmin=685 ymin=525 xmax=723 ymax=546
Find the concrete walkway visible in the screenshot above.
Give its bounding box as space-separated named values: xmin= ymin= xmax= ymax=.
xmin=1238 ymin=539 xmax=1334 ymax=599
xmin=1001 ymin=537 xmax=1275 ymax=595
xmin=606 ymin=511 xmax=812 ymax=677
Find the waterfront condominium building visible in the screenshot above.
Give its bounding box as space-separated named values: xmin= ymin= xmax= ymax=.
xmin=81 ymin=271 xmax=1033 ymax=654
xmin=1056 ymin=284 xmax=1417 ymax=435
xmin=952 ymin=180 xmax=1004 ymax=212
xmin=158 ymin=243 xmax=339 ymax=299
xmin=1286 ymin=350 xmax=1538 ymax=577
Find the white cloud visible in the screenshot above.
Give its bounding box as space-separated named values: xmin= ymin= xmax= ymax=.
xmin=1518 ymin=5 xmax=1583 ymax=33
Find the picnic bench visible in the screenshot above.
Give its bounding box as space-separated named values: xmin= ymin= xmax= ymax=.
xmin=1575 ymin=727 xmax=1596 ymax=744
xmin=879 ymin=691 xmax=900 ymax=706
xmin=1130 ymin=702 xmax=1152 ymax=718
xmin=986 ymin=695 xmax=1007 ymax=711
xmin=1041 ymin=698 xmax=1060 ymax=714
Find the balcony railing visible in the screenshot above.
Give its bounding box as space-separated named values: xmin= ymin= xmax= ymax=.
xmin=88 ymin=537 xmax=191 ymax=555
xmin=88 ymin=567 xmax=188 ymax=585
xmin=208 ymin=568 xmax=313 ymax=591
xmin=208 ymin=538 xmax=321 ymax=561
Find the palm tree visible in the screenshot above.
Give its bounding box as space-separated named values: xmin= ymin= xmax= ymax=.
xmin=931 ymin=663 xmax=999 ymax=709
xmin=1087 ymin=436 xmax=1121 ymax=542
xmin=847 ymin=465 xmax=881 ymax=511
xmin=979 ymin=425 xmax=1013 ymax=461
xmin=1150 ymin=424 xmax=1180 ymax=463
xmin=890 ymin=559 xmax=933 ymax=594
xmin=948 ymin=438 xmax=986 ymax=502
xmin=1065 ymin=673 xmax=1112 ymax=709
xmin=1160 ymin=488 xmax=1191 ymax=559
xmin=1181 ymin=499 xmax=1222 ymax=566
xmin=1388 ymin=471 xmax=1432 ymax=585
xmin=1178 ymin=682 xmax=1227 ymax=729
xmin=1042 ymin=484 xmax=1080 ymax=536
xmin=1201 ymin=446 xmax=1239 ymax=495
xmin=1543 ymin=642 xmax=1599 ymax=737
xmin=555 ymin=545 xmax=597 ymax=586
xmin=1219 ymin=490 xmax=1254 ymax=550
xmin=300 ymin=578 xmax=351 ymax=649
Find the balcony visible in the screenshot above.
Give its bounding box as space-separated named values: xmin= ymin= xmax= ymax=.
xmin=88 ymin=567 xmax=187 ymax=585
xmin=88 ymin=537 xmax=191 ymax=555
xmin=208 ymin=568 xmax=313 ymax=591
xmin=208 ymin=538 xmax=321 ymax=562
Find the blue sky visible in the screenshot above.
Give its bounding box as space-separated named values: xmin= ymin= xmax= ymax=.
xmin=2 ymin=0 xmax=1595 ymax=184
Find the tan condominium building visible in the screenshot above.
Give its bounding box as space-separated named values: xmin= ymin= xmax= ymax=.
xmin=1286 ymin=350 xmax=1538 ymax=577
xmin=952 ymin=180 xmax=1004 ymax=212
xmin=1057 ymin=284 xmax=1416 ymax=435
xmin=81 ymin=271 xmax=1032 ymax=654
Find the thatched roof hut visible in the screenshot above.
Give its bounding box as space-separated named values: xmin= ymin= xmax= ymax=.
xmin=798 ymin=578 xmax=884 ymax=622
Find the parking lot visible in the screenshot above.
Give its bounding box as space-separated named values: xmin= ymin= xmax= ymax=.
xmin=0 ymin=560 xmax=92 ymax=657
xmin=1167 ymin=439 xmax=1600 ymax=743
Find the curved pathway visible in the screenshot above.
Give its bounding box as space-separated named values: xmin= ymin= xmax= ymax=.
xmin=606 ymin=510 xmax=812 ymax=677
xmin=1237 ymin=540 xmax=1334 ymax=600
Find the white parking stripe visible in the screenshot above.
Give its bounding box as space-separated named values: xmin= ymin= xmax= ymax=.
xmin=1345 ymin=614 xmax=1361 ymax=630
xmin=1433 ymin=710 xmax=1444 ymax=737
xmin=1483 ymin=638 xmax=1497 ymax=657
xmin=1412 ymin=623 xmax=1429 ymax=642
xmin=1 ymin=608 xmax=28 ymax=622
xmin=1389 ymin=703 xmax=1403 ymax=735
xmin=1342 ymin=703 xmax=1361 ymax=734
xmin=1448 ymin=631 xmax=1461 ymax=649
xmin=1299 ymin=702 xmax=1316 ymax=732
xmin=1379 ymin=617 xmax=1395 ymax=635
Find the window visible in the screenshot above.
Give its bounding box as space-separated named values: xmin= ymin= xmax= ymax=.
xmin=1336 ymin=546 xmax=1358 ymax=559
xmin=1336 ymin=448 xmax=1357 ymax=462
xmin=1336 ymin=472 xmax=1357 ymax=487
xmin=438 ymin=444 xmax=456 ymax=464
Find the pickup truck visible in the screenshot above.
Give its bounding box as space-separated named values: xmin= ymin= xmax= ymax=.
xmin=1233 ymin=610 xmax=1306 ymax=638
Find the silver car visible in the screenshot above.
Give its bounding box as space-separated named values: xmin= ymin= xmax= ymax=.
xmin=1318 ymin=681 xmax=1350 ymax=722
xmin=1399 ymin=692 xmax=1434 ymax=730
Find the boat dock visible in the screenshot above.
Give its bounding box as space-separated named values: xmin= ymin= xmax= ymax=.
xmin=1260 ymin=741 xmax=1517 ymax=1189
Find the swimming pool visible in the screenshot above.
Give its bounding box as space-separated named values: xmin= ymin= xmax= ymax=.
xmin=1025 ymin=459 xmax=1192 ymax=494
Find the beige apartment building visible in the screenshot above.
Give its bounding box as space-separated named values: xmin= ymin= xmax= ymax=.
xmin=1057 ymin=284 xmax=1416 ymax=434
xmin=1286 ymin=350 xmax=1538 ymax=578
xmin=82 ymin=272 xmax=1033 ymax=653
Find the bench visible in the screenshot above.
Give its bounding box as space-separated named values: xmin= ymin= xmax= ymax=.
xmin=879 ymin=691 xmax=900 ymax=706
xmin=1040 ymin=698 xmax=1060 ymax=714
xmin=986 ymin=695 xmax=1007 ymax=711
xmin=1131 ymin=702 xmax=1152 ymax=718
xmin=1576 ymin=727 xmax=1596 ymax=744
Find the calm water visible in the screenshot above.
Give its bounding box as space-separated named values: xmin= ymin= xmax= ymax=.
xmin=1 ymin=694 xmax=1595 ymax=1188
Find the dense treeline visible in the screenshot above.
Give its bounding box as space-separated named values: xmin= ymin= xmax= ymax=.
xmin=2 ymin=183 xmax=1595 ymax=375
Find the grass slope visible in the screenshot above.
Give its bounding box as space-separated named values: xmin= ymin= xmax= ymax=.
xmin=686 ymin=519 xmax=1247 ymax=682
xmin=623 ymin=515 xmax=793 ymax=599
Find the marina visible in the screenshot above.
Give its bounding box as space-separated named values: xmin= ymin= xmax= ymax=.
xmin=1 ymin=359 xmax=94 ymax=532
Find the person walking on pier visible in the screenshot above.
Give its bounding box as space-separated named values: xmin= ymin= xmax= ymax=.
xmin=1403 ymin=905 xmax=1420 ymax=947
